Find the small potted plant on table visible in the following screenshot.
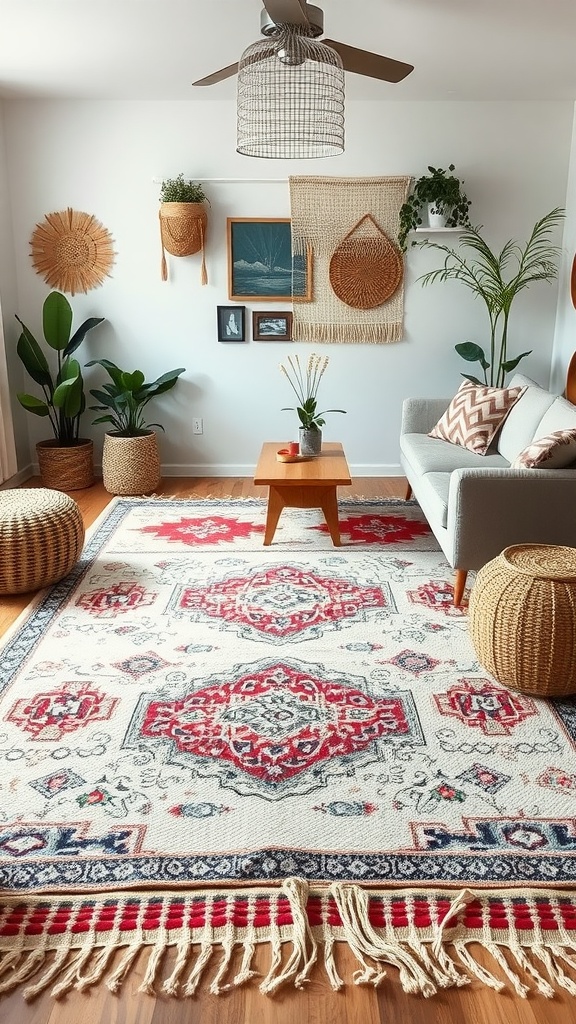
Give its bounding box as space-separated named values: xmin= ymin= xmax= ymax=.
xmin=87 ymin=358 xmax=186 ymax=495
xmin=280 ymin=353 xmax=346 ymax=456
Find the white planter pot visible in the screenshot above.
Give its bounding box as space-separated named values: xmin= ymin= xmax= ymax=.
xmin=427 ymin=203 xmax=447 ymax=229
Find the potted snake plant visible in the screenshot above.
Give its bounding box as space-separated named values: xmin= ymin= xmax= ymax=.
xmin=87 ymin=358 xmax=186 ymax=495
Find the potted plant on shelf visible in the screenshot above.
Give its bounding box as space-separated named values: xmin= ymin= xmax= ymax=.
xmin=159 ymin=173 xmax=209 ymax=283
xmin=15 ymin=290 xmax=105 ymax=490
xmin=87 ymin=358 xmax=186 ymax=495
xmin=416 ymin=207 xmax=564 ymax=386
xmin=398 ymin=164 xmax=471 ymax=252
xmin=280 ymin=353 xmax=346 ymax=456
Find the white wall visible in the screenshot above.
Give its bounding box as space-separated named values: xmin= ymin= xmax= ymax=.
xmin=551 ymin=103 xmax=576 ymax=393
xmin=0 ymin=98 xmax=572 ymax=477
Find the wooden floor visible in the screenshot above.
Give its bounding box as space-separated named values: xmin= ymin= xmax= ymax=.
xmin=0 ymin=476 xmax=574 ymax=1024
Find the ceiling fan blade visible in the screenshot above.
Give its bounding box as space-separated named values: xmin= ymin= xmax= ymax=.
xmin=262 ymin=0 xmax=310 ymax=26
xmin=192 ymin=62 xmax=240 ymax=87
xmin=322 ymin=39 xmax=414 ymax=83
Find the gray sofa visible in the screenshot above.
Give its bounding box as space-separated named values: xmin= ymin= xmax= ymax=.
xmin=400 ymin=372 xmax=576 ymax=605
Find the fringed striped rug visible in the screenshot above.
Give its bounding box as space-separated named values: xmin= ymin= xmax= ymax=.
xmin=0 ymin=498 xmax=575 ymax=1001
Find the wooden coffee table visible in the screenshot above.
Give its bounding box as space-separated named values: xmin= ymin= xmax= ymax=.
xmin=254 ymin=441 xmax=352 ymax=546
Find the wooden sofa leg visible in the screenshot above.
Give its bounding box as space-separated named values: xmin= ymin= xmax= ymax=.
xmin=453 ymin=569 xmax=468 ymax=607
xmin=404 ymin=483 xmax=412 ymax=500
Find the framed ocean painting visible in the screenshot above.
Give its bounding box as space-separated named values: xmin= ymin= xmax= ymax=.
xmin=227 ymin=218 xmax=312 ymax=302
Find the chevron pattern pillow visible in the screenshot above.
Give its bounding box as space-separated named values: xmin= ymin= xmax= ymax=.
xmin=511 ymin=428 xmax=576 ymax=469
xmin=429 ymin=381 xmax=526 ymax=455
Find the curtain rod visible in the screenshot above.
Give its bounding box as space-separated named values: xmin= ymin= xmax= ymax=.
xmin=152 ymin=177 xmax=286 ymax=184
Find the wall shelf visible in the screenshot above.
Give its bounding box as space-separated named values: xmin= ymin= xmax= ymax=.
xmin=414 ymin=227 xmax=466 ymax=234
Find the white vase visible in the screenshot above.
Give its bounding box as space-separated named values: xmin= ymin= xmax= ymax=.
xmin=299 ymin=427 xmax=322 ymax=456
xmin=427 ymin=203 xmax=447 ymax=229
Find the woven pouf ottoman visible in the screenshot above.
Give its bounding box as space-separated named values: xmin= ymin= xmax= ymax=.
xmin=469 ymin=543 xmax=576 ymax=697
xmin=0 ymin=489 xmax=84 ymax=595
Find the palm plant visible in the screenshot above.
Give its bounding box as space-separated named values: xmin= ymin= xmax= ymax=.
xmin=417 ymin=207 xmax=564 ymax=387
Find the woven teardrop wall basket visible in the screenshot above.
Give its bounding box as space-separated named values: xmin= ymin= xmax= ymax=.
xmin=159 ymin=202 xmax=208 ymax=283
xmin=329 ymin=213 xmax=403 ymax=309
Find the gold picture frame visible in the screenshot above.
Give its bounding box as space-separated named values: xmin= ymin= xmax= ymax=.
xmin=227 ymin=218 xmax=312 ymax=302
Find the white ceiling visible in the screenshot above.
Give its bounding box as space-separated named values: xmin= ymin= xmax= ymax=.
xmin=1 ymin=0 xmax=575 ymax=103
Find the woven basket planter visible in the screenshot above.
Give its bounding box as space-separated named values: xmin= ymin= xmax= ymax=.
xmin=102 ymin=431 xmax=161 ymax=496
xmin=469 ymin=543 xmax=576 ymax=697
xmin=0 ymin=488 xmax=84 ymax=594
xmin=159 ymin=202 xmax=208 ymax=283
xmin=36 ymin=439 xmax=94 ymax=491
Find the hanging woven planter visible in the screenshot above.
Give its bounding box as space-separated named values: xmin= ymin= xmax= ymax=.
xmin=329 ymin=213 xmax=403 ymax=309
xmin=159 ymin=202 xmax=208 ymax=284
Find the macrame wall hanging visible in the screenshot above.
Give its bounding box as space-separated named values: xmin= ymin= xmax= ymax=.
xmin=29 ymin=208 xmax=115 ymax=296
xmin=289 ymin=176 xmax=411 ymax=343
xmin=159 ymin=202 xmax=208 ymax=284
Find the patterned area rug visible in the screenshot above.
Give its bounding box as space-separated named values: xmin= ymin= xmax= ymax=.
xmin=1 ymin=497 xmax=576 ymax=1001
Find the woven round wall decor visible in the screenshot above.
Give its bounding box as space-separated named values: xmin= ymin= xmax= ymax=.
xmin=30 ymin=208 xmax=115 ymax=296
xmin=329 ymin=213 xmax=403 ymax=309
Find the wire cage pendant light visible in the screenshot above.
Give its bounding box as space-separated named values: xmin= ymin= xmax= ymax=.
xmin=237 ymin=25 xmax=345 ymax=159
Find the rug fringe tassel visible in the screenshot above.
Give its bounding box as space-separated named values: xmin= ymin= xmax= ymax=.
xmin=259 ymin=877 xmax=317 ymax=994
xmin=22 ymin=947 xmax=71 ymax=1001
xmin=0 ymin=949 xmax=45 ymax=995
xmin=2 ymin=881 xmax=576 ymax=1001
xmin=330 ymin=882 xmax=436 ymax=996
xmin=138 ymin=938 xmax=168 ymax=995
xmin=106 ymin=942 xmax=143 ymax=992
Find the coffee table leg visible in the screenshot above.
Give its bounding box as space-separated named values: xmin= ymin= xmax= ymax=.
xmin=320 ymin=487 xmax=342 ymax=546
xmin=263 ymin=486 xmax=285 ymax=545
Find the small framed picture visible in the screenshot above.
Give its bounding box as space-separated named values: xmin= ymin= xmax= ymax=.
xmin=217 ymin=305 xmax=246 ymax=343
xmin=252 ymin=310 xmax=293 ymax=341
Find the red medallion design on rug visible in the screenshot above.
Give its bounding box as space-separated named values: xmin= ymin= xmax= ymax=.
xmin=434 ymin=679 xmax=538 ymax=736
xmin=138 ymin=515 xmax=265 ymax=544
xmin=311 ymin=512 xmax=431 ymax=544
xmin=139 ymin=658 xmax=417 ymax=791
xmin=175 ymin=564 xmax=389 ymax=640
xmin=76 ymin=582 xmax=157 ymax=616
xmin=7 ymin=684 xmax=118 ymax=740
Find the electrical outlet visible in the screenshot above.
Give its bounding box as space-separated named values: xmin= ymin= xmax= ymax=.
xmin=192 ymin=417 xmax=203 ymax=435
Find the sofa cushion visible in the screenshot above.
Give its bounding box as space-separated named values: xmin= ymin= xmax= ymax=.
xmin=429 ymin=381 xmax=525 ymax=455
xmin=533 ymin=395 xmax=576 ymax=437
xmin=497 ymin=380 xmax=557 ymax=462
xmin=511 ymin=429 xmax=576 ymax=469
xmin=415 ymin=472 xmax=451 ymax=529
xmin=400 ymin=433 xmax=508 ymax=476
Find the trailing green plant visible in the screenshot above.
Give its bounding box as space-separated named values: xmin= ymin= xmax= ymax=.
xmin=15 ymin=291 xmax=104 ymax=444
xmin=398 ymin=164 xmax=471 ymax=252
xmin=159 ymin=174 xmax=208 ymax=204
xmin=417 ymin=207 xmax=565 ymax=387
xmin=280 ymin=353 xmax=346 ymax=431
xmin=87 ymin=359 xmax=186 ymax=436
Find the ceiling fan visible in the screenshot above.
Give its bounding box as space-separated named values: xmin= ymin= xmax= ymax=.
xmin=192 ymin=0 xmax=414 ymax=88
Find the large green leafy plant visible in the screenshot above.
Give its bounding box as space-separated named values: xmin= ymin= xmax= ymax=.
xmin=417 ymin=207 xmax=564 ymax=387
xmin=15 ymin=291 xmax=104 ymax=444
xmin=87 ymin=359 xmax=186 ymax=436
xmin=280 ymin=353 xmax=346 ymax=431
